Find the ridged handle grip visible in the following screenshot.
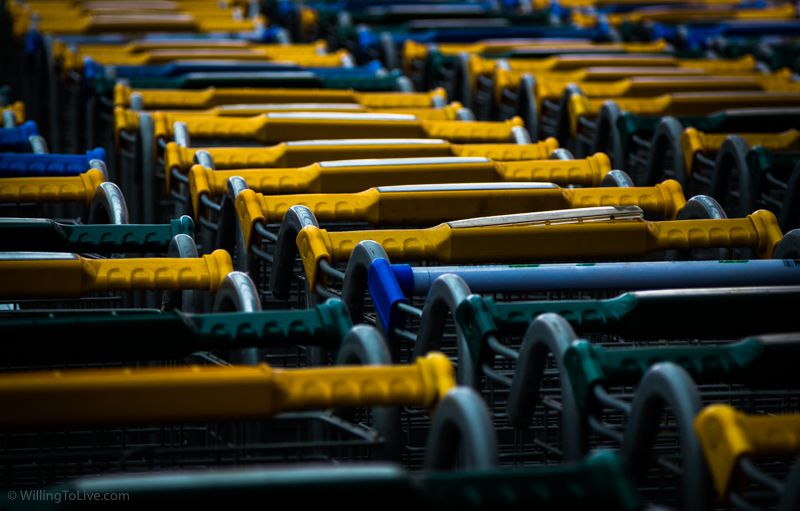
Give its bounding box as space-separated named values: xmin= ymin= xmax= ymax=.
xmin=0 ymin=169 xmax=105 ymax=205
xmin=421 ymin=118 xmax=523 ymax=143
xmin=0 ymin=149 xmax=106 ymax=177
xmin=0 ymin=353 xmax=455 ymax=426
xmin=0 ymin=121 xmax=38 ymax=152
xmin=451 ymin=139 xmax=559 ymax=160
xmin=0 ymin=249 xmax=232 ymax=299
xmin=497 ymin=153 xmax=612 ymax=186
xmin=649 ymin=209 xmax=783 ymax=258
xmin=566 ymin=179 xmax=686 ymax=219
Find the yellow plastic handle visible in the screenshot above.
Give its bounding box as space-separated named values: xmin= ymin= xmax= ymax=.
xmin=451 ymin=138 xmax=559 ymax=160
xmin=421 ymin=117 xmax=524 ymax=143
xmin=0 ymin=353 xmax=455 ymax=426
xmin=0 ymin=169 xmax=105 ymax=205
xmin=694 ymin=404 xmax=800 ymax=498
xmin=154 ymin=113 xmax=524 ymax=144
xmin=496 ymin=153 xmax=612 ymax=186
xmin=0 ymin=250 xmax=233 ymax=299
xmin=236 ymin=179 xmax=686 ymax=248
xmin=1 ymin=101 xmax=25 ymax=124
xmin=114 ymin=106 xmax=141 ymax=136
xmin=154 ymin=102 xmax=464 ymax=120
xmin=115 ymin=84 xmax=447 ymax=109
xmin=297 ymin=209 xmax=782 ymax=290
xmin=166 ymin=138 xmax=560 ymax=191
xmin=188 ymin=154 xmax=609 ymax=215
xmin=188 ymin=158 xmax=498 ymax=215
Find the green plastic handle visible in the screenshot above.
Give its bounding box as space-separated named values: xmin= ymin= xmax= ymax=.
xmin=0 ymin=217 xmax=194 ymax=253
xmin=0 ymin=299 xmax=352 ymax=365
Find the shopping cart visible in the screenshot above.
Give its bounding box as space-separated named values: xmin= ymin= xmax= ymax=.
xmin=648 ymin=125 xmax=800 ymax=195
xmin=492 ymin=66 xmax=795 ymax=140
xmin=405 ymin=38 xmax=669 ymax=102
xmin=711 ymin=144 xmax=800 ymax=230
xmin=605 ymin=107 xmax=800 ymax=188
xmin=0 ymin=344 xmax=457 ymax=487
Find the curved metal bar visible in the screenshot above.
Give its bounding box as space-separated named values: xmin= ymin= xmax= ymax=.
xmin=335 ymin=325 xmax=400 ymax=460
xmin=139 ymin=112 xmax=156 ymax=224
xmin=557 ymin=84 xmax=583 ymax=150
xmin=774 ymin=229 xmax=800 ymax=259
xmin=712 ymin=135 xmax=753 ymax=218
xmin=550 ymin=148 xmax=574 ymax=160
xmin=195 ymin=150 xmax=216 ymax=170
xmin=212 ymin=271 xmax=263 ymax=365
xmin=666 ymin=195 xmax=730 ymax=261
xmin=506 ymin=313 xmax=583 ymax=461
xmin=212 ymin=177 xmax=249 ymax=257
xmin=601 ymin=169 xmax=635 ymax=188
xmin=341 ymin=241 xmax=391 ymax=325
xmin=519 ymin=74 xmax=538 ymax=140
xmin=412 ymin=274 xmax=476 ymax=385
xmin=87 ymin=182 xmax=129 ymax=225
xmin=269 ymin=205 xmax=319 ymax=300
xmin=595 ymin=101 xmax=623 ymax=166
xmin=456 ymin=108 xmax=476 ymax=122
xmin=212 ymin=271 xmax=262 ymax=313
xmin=645 ymin=116 xmax=685 ymax=187
xmin=336 ymin=324 xmax=393 ymax=366
xmin=173 ymin=121 xmax=191 ymax=148
xmin=162 ymin=234 xmax=200 ymax=312
xmin=621 ymin=362 xmax=711 ymax=511
xmin=423 ymin=387 xmax=498 ymax=471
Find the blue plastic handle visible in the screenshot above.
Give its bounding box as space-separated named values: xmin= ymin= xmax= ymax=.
xmin=391 ymin=259 xmax=800 ymax=296
xmin=0 ymin=122 xmax=39 ymax=153
xmin=0 ymin=148 xmax=106 ymax=177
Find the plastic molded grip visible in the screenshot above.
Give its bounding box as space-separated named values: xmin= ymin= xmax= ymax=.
xmin=0 ymin=249 xmax=233 ymax=299
xmin=451 ymin=138 xmax=559 ymax=160
xmin=695 ymin=404 xmax=800 ymax=497
xmin=0 ymin=121 xmax=39 ymax=152
xmin=167 ymin=138 xmax=561 ymax=188
xmin=155 ymin=114 xmax=524 ymax=144
xmin=0 ymin=299 xmax=354 ymax=365
xmin=237 ymin=181 xmax=687 ymax=249
xmin=0 ymin=216 xmax=194 ymax=253
xmin=0 ymin=352 xmax=455 ymax=426
xmin=496 ymin=153 xmax=611 ymax=186
xmin=116 ymin=83 xmax=447 ymax=109
xmin=0 ymin=168 xmax=105 ymax=205
xmin=421 ymin=117 xmax=524 ymax=143
xmin=0 ymin=148 xmax=106 ymax=177
xmin=298 ymin=209 xmax=783 ymax=290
